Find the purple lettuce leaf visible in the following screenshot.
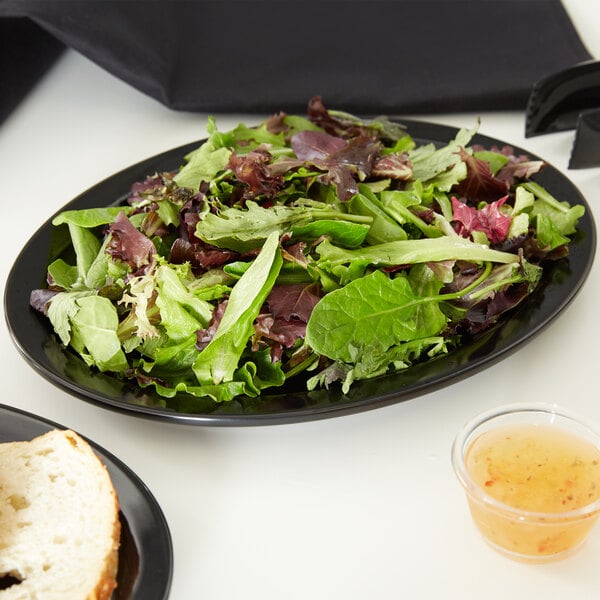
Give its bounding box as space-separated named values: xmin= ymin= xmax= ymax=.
xmin=254 ymin=314 xmax=307 ymax=351
xmin=471 ymin=144 xmax=545 ymax=186
xmin=307 ymin=96 xmax=376 ymax=139
xmin=106 ymin=211 xmax=156 ymax=269
xmin=291 ymin=130 xmax=381 ymax=200
xmin=372 ymin=153 xmax=413 ymax=180
xmin=451 ymin=196 xmax=512 ymax=244
xmin=29 ymin=288 xmax=59 ymax=315
xmin=454 ymin=148 xmax=509 ymax=202
xmin=291 ymin=130 xmax=346 ymax=161
xmin=227 ymin=147 xmax=285 ymax=200
xmin=195 ymin=300 xmax=227 ymax=351
xmin=266 ymin=283 xmax=321 ymax=322
xmin=170 ymin=238 xmax=239 ymax=272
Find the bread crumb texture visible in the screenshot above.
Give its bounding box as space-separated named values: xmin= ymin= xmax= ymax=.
xmin=0 ymin=430 xmax=121 ymax=599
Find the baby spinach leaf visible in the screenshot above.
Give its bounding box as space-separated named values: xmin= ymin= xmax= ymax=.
xmin=349 ymin=187 xmax=408 ymax=244
xmin=290 ymin=220 xmax=369 ymax=248
xmin=305 ymin=270 xmax=446 ymax=363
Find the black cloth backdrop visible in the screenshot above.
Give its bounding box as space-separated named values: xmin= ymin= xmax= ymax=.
xmin=0 ymin=16 xmax=65 ymax=122
xmin=0 ymin=0 xmax=593 ymax=122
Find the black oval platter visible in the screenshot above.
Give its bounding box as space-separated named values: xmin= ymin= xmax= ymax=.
xmin=4 ymin=120 xmax=596 ymax=426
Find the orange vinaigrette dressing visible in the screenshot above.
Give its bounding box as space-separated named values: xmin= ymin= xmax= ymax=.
xmin=466 ymin=424 xmax=600 ymax=512
xmin=464 ymin=423 xmax=600 ymax=559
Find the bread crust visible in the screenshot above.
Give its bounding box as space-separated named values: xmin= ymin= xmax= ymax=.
xmin=89 ymin=498 xmax=121 ymax=600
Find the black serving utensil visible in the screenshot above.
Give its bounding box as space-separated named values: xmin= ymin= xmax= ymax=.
xmin=525 ymin=60 xmax=600 ymax=168
xmin=525 ymin=60 xmax=600 ymax=138
xmin=568 ymin=108 xmax=600 ymax=169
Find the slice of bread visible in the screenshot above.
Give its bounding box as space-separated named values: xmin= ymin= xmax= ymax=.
xmin=0 ymin=429 xmax=120 ymax=599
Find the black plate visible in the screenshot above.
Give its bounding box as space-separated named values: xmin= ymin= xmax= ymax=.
xmin=0 ymin=404 xmax=173 ymax=599
xmin=4 ymin=120 xmax=596 ymax=426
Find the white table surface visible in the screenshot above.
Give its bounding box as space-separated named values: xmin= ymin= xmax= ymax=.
xmin=2 ymin=2 xmax=600 ymax=598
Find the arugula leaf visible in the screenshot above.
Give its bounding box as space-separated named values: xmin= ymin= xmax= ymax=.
xmin=197 ymin=200 xmax=372 ymax=253
xmin=307 ymin=336 xmax=448 ymax=394
xmin=315 ymin=236 xmax=520 ymax=273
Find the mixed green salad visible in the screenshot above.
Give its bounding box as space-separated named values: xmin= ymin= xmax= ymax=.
xmin=30 ymin=97 xmax=585 ymax=401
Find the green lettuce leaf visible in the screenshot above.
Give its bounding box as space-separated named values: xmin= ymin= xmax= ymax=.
xmin=69 ymin=295 xmax=129 ymax=372
xmin=193 ymin=231 xmax=283 ymax=385
xmin=47 ymin=259 xmax=79 ymax=290
xmin=52 ymin=206 xmax=133 ymax=228
xmin=68 ymin=223 xmax=102 ymax=282
xmin=47 ymin=290 xmax=95 ymax=345
xmin=349 ymin=186 xmax=408 ymax=244
xmin=522 ymin=181 xmax=586 ymax=238
xmin=173 ymin=117 xmax=232 ymax=190
xmin=409 ymin=126 xmax=475 ymax=181
xmin=155 ymin=264 xmax=214 ymax=341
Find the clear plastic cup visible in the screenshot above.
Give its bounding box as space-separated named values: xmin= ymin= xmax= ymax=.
xmin=452 ymin=403 xmax=600 ymax=562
